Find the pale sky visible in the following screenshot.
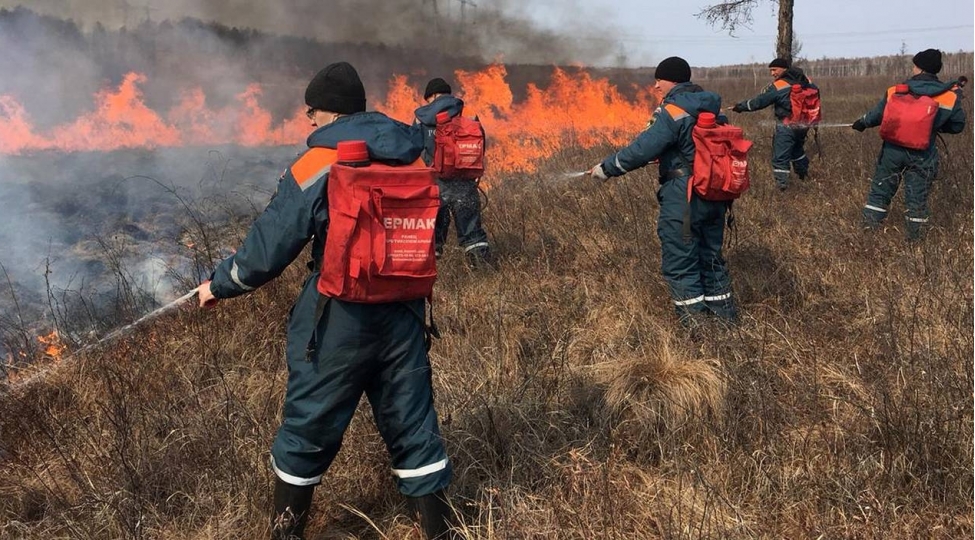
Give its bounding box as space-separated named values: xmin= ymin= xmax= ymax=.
xmin=512 ymin=0 xmax=975 ymax=67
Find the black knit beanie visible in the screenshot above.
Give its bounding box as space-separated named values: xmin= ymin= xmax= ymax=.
xmin=768 ymin=58 xmax=790 ymax=69
xmin=912 ymin=49 xmax=942 ymax=74
xmin=304 ymin=62 xmax=366 ymax=114
xmin=423 ymin=77 xmax=452 ymax=99
xmin=654 ymin=56 xmax=691 ymax=83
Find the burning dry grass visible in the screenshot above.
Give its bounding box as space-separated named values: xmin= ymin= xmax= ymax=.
xmin=0 ymin=74 xmax=973 ymax=539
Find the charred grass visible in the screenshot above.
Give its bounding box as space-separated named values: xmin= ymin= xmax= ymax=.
xmin=1 ymin=76 xmax=972 ymax=539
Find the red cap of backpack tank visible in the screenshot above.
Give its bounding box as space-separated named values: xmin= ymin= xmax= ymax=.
xmin=697 ymin=111 xmax=717 ymax=128
xmin=894 ymin=84 xmax=910 ymax=94
xmin=336 ymin=140 xmax=370 ymax=166
xmin=436 ymin=111 xmax=451 ymax=124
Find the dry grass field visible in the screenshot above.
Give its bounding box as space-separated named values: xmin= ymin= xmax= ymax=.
xmin=1 ymin=74 xmax=972 ymax=539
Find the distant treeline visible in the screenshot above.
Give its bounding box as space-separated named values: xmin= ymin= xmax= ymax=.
xmin=696 ymin=53 xmax=974 ymax=81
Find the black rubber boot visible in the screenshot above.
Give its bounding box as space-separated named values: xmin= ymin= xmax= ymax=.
xmin=465 ymin=246 xmax=494 ymax=270
xmin=408 ymin=489 xmax=456 ymax=539
xmin=271 ymin=478 xmax=315 ymax=540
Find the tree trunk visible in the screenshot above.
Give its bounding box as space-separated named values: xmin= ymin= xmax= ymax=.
xmin=776 ymin=0 xmax=794 ymax=62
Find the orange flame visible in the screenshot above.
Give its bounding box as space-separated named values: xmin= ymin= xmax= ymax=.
xmin=0 ymin=74 xmax=311 ymax=154
xmin=37 ymin=331 xmax=66 ymax=360
xmin=381 ymin=64 xmax=657 ymax=173
xmin=0 ymin=64 xmax=658 ymax=173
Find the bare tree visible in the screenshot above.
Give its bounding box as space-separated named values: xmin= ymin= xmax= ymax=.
xmin=698 ymin=0 xmax=796 ymax=63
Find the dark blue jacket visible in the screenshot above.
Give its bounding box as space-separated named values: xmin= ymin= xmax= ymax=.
xmin=859 ymin=73 xmax=966 ymax=152
xmin=736 ymin=67 xmax=817 ymax=122
xmin=600 ymin=82 xmax=724 ymax=182
xmin=209 ymin=111 xmax=425 ymax=301
xmin=413 ymin=95 xmax=466 ymax=167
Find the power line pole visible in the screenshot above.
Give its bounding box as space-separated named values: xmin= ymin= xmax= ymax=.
xmin=141 ymin=2 xmax=159 ymax=23
xmin=457 ymin=0 xmax=477 ymax=26
xmin=118 ymin=0 xmax=132 ymax=28
xmin=424 ymin=0 xmax=443 ymax=44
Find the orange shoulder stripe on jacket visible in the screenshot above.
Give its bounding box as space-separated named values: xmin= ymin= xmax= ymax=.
xmin=664 ymin=103 xmax=688 ymax=120
xmin=886 ymin=85 xmax=898 ymax=98
xmin=773 ymin=79 xmax=791 ymax=90
xmin=933 ymin=90 xmax=958 ymax=109
xmin=291 ymin=148 xmax=339 ymax=187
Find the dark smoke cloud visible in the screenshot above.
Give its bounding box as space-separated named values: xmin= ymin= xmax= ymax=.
xmin=0 ymin=0 xmax=619 ymax=66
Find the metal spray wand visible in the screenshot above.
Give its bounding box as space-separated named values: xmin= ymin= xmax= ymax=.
xmin=6 ymin=288 xmax=201 ymax=393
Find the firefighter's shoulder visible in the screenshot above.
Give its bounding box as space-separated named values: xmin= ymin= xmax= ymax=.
xmin=662 ymin=103 xmax=690 ymax=121
xmin=290 ymin=148 xmax=339 ymax=191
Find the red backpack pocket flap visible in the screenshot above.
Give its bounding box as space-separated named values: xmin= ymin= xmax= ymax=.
xmin=370 ymin=185 xmax=439 ymax=278
xmin=319 ymin=202 xmax=362 ymax=296
xmin=706 ymin=139 xmax=730 ymax=157
xmin=732 ymin=138 xmax=753 ymax=155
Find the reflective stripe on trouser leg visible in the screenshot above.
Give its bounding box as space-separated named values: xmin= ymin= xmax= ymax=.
xmin=789 ymin=127 xmax=810 ymax=177
xmin=674 ymin=295 xmax=705 ymax=307
xmin=657 ymin=176 xmax=706 ymax=318
xmin=271 ymin=297 xmax=375 ymax=488
xmin=772 ymin=125 xmax=796 ymax=187
xmin=271 ymin=456 xmax=321 ymax=486
xmin=271 ymin=297 xmax=450 ymax=493
xmin=441 ymin=178 xmax=489 ymax=250
xmin=862 ymin=203 xmax=888 ymax=226
xmin=364 ymin=299 xmax=451 ymax=498
xmin=695 ymin=198 xmax=736 ymax=319
xmin=902 ymin=159 xmax=935 ymax=240
xmin=862 ymin=150 xmax=904 ymax=226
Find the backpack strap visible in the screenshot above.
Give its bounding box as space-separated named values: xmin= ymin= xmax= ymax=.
xmin=304 ymin=293 xmax=331 ymax=362
xmin=403 ymin=296 xmax=441 ymax=352
xmin=667 ymin=105 xmax=695 ymax=245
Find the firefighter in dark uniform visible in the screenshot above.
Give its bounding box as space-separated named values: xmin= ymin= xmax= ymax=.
xmin=196 ymin=62 xmax=456 ymax=540
xmin=413 ymin=78 xmax=492 ymax=268
xmin=588 ymin=57 xmax=738 ymax=327
xmin=852 ymin=48 xmax=966 ymax=241
xmin=731 ymin=58 xmax=818 ymax=191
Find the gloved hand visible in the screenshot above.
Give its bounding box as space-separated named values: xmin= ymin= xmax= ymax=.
xmin=851 ymin=119 xmax=867 ymax=132
xmin=731 ymin=103 xmax=745 ymax=113
xmin=589 ymin=163 xmax=608 ymax=181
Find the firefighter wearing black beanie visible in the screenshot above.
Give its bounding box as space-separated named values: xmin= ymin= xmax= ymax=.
xmin=200 ymin=60 xmax=458 ymax=540
xmin=912 ymin=49 xmax=943 ymax=74
xmin=654 ymin=56 xmax=692 ymax=83
xmin=852 ymin=48 xmax=966 ymax=242
xmin=304 ymin=61 xmax=367 ymax=114
xmin=423 ymin=78 xmax=452 ymax=100
xmin=589 ymin=54 xmax=739 ymax=329
xmin=730 ymin=56 xmax=818 ymax=191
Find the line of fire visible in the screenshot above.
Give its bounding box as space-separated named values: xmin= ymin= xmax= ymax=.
xmin=0 ymin=7 xmax=663 ymax=383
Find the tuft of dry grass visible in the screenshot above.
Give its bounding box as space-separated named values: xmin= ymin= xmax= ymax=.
xmin=589 ymin=326 xmax=726 ymax=455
